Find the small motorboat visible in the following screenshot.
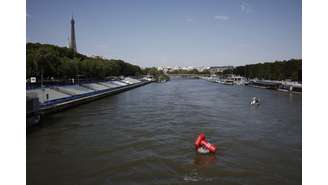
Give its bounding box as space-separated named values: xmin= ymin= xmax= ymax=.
xmin=223 ymin=79 xmax=234 ymax=85
xmin=250 ymin=97 xmax=260 ymax=105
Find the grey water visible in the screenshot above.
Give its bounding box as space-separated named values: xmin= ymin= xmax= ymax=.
xmin=27 ymin=77 xmax=302 ymax=185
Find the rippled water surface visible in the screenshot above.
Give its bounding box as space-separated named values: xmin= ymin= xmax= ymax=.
xmin=27 ymin=78 xmax=302 ymax=185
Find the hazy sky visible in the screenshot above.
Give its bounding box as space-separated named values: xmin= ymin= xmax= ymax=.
xmin=27 ymin=0 xmax=301 ymax=67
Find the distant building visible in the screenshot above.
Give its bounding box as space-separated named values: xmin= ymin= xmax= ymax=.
xmin=208 ymin=66 xmax=234 ymax=74
xmin=157 ymin=66 xmax=172 ymax=73
xmin=195 ymin=66 xmax=210 ymax=72
xmin=68 ymin=16 xmax=77 ymax=52
xmin=157 ymin=65 xmax=236 ymax=74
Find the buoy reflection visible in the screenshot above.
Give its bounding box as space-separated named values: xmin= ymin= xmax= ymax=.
xmin=193 ymin=154 xmax=217 ymax=166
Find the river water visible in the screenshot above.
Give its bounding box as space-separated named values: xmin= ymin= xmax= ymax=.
xmin=27 ymin=78 xmax=302 ymax=185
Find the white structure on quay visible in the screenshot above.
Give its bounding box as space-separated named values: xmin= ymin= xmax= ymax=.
xmin=26 ymin=77 xmax=142 ymax=104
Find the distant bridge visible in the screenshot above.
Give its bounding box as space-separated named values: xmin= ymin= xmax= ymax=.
xmin=166 ymin=74 xmax=209 ymax=77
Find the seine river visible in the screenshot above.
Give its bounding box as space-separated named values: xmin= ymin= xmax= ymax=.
xmin=27 ymin=77 xmax=302 ymax=185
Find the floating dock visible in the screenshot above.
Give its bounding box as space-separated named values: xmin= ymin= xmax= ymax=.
xmin=248 ymin=80 xmax=302 ymax=92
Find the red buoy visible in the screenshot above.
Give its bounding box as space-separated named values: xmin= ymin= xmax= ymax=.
xmin=195 ymin=133 xmax=206 ymax=149
xmin=201 ymin=140 xmax=217 ymax=153
xmin=194 ymin=133 xmax=217 ymax=153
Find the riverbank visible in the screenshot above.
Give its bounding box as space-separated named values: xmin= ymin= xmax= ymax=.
xmin=200 ymin=76 xmax=302 ymax=93
xmin=26 ymin=77 xmax=152 ymax=128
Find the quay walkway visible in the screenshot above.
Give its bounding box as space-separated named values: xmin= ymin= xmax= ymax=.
xmin=26 ymin=77 xmax=152 ymax=128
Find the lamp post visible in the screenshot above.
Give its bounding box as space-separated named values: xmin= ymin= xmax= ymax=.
xmin=40 ymin=67 xmax=45 ymax=103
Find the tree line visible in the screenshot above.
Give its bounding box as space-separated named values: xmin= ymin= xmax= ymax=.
xmin=158 ymin=59 xmax=301 ymax=81
xmin=231 ymin=59 xmax=302 ymax=81
xmin=27 ymin=43 xmax=301 ymax=82
xmin=26 ymin=43 xmax=143 ymax=81
xmin=141 ymin=67 xmax=170 ymax=81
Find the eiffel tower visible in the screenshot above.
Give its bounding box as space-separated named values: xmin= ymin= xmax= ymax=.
xmin=68 ymin=16 xmax=77 ymax=52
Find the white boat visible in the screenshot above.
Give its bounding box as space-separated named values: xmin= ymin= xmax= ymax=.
xmin=222 ymin=75 xmax=248 ymax=85
xmin=231 ymin=75 xmax=247 ymax=85
xmin=223 ymin=79 xmax=234 ymax=85
xmin=250 ymin=97 xmax=260 ymax=105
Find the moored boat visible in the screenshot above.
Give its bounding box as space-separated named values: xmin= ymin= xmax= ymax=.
xmin=223 ymin=79 xmax=234 ymax=85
